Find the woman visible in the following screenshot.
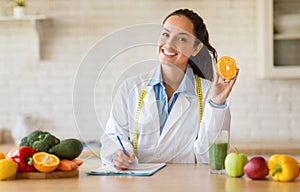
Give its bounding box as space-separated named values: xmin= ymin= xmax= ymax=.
xmin=101 ymin=9 xmax=239 ymax=170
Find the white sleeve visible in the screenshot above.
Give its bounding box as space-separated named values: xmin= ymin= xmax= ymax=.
xmin=100 ymin=82 xmax=134 ymax=163
xmin=194 ymin=101 xmax=231 ymax=164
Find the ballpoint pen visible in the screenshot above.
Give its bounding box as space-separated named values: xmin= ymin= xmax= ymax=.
xmin=117 ymin=135 xmax=129 ymax=157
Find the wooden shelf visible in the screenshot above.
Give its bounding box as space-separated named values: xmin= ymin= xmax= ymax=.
xmin=0 ymin=15 xmax=47 ymax=21
xmin=0 ymin=15 xmax=48 ymax=60
xmin=274 ymin=33 xmax=300 ymax=40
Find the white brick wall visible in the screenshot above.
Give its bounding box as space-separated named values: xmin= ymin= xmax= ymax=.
xmin=0 ymin=0 xmax=299 ymax=144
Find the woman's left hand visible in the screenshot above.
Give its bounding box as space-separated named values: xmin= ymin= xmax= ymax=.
xmin=210 ymin=69 xmax=239 ymax=105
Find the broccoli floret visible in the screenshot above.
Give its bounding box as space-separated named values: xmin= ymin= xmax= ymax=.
xmin=32 ymin=140 xmax=50 ymax=152
xmin=27 ymin=130 xmax=44 ymax=146
xmin=19 ymin=130 xmax=60 ymax=152
xmin=37 ymin=134 xmax=46 ymax=140
xmin=19 ymin=136 xmax=29 ymax=146
xmin=43 ymin=133 xmax=60 ymax=147
xmin=53 ymin=137 xmax=60 ymax=146
xmin=28 ymin=130 xmax=44 ymax=140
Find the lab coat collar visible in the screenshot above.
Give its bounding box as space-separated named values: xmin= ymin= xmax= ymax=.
xmin=147 ymin=64 xmax=196 ymax=97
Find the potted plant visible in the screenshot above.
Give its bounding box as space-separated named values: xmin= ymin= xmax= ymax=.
xmin=13 ymin=0 xmax=25 ymax=17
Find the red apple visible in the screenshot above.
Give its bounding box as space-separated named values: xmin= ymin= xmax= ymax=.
xmin=243 ymin=156 xmax=269 ymax=180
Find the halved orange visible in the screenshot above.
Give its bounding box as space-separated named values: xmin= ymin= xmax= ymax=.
xmin=33 ymin=152 xmax=60 ymax=173
xmin=0 ymin=152 xmax=5 ymax=159
xmin=216 ymin=56 xmax=237 ymax=80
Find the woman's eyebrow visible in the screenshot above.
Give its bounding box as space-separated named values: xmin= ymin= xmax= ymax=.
xmin=162 ymin=27 xmax=191 ymax=37
xmin=162 ymin=27 xmax=170 ymax=32
xmin=178 ymin=32 xmax=190 ymax=36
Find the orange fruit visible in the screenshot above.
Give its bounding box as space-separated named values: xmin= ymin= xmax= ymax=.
xmin=0 ymin=152 xmax=5 ymax=159
xmin=216 ymin=56 xmax=237 ymax=80
xmin=33 ymin=152 xmax=60 ymax=173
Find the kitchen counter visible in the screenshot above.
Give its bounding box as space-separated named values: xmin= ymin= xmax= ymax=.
xmin=0 ymin=159 xmax=300 ymax=192
xmin=2 ymin=141 xmax=300 ymax=157
xmin=1 ymin=144 xmax=300 ymax=191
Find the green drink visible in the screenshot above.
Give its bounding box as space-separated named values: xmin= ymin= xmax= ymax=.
xmin=208 ymin=130 xmax=228 ymax=174
xmin=209 ymin=142 xmax=228 ymax=171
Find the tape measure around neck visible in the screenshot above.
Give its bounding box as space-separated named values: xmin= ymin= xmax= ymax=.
xmin=194 ymin=74 xmax=203 ymax=128
xmin=133 ymin=74 xmax=203 ymax=157
xmin=133 ymin=90 xmax=146 ymax=155
xmin=194 ymin=74 xmax=203 ymax=164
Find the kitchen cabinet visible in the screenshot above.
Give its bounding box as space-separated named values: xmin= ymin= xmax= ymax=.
xmin=0 ymin=15 xmax=47 ymax=60
xmin=257 ymin=0 xmax=300 ymax=79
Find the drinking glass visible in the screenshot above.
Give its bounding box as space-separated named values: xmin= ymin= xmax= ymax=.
xmin=209 ymin=130 xmax=228 ymax=174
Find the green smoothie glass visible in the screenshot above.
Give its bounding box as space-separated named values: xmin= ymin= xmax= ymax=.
xmin=209 ymin=130 xmax=228 ymax=174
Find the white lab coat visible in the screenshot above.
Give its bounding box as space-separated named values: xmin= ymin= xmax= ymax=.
xmin=100 ymin=67 xmax=231 ymax=164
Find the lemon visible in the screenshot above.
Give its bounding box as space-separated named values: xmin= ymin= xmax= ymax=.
xmin=0 ymin=159 xmax=18 ymax=180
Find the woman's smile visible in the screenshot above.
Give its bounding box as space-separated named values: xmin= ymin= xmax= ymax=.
xmin=162 ymin=48 xmax=178 ymax=57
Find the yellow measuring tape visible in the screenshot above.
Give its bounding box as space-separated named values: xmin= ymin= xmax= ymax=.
xmin=194 ymin=74 xmax=203 ymax=164
xmin=133 ymin=74 xmax=203 ymax=158
xmin=133 ymin=90 xmax=147 ymax=155
xmin=195 ymin=74 xmax=203 ymax=128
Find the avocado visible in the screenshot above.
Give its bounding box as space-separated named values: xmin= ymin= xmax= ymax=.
xmin=49 ymin=138 xmax=83 ymax=160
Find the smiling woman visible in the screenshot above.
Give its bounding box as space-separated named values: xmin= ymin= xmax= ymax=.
xmin=157 ymin=15 xmax=201 ymax=72
xmin=100 ymin=9 xmax=239 ymax=170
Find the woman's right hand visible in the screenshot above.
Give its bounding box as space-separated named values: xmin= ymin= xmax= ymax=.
xmin=210 ymin=69 xmax=239 ymax=105
xmin=112 ymin=149 xmax=136 ymax=170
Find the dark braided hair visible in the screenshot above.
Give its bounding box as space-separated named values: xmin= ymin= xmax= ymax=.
xmin=163 ymin=9 xmax=217 ymax=81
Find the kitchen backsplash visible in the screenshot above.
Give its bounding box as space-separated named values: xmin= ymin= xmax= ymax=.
xmin=0 ymin=0 xmax=299 ymax=144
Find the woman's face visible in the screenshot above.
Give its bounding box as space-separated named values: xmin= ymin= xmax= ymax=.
xmin=157 ymin=15 xmax=202 ymax=70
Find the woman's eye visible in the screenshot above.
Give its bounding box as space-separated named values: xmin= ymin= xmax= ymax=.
xmin=161 ymin=32 xmax=169 ymax=37
xmin=178 ymin=37 xmax=187 ymax=42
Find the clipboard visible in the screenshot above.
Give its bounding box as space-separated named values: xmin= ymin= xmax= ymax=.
xmin=86 ymin=163 xmax=166 ymax=176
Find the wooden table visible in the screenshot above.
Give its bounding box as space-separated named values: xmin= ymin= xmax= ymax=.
xmin=1 ymin=158 xmax=300 ymax=192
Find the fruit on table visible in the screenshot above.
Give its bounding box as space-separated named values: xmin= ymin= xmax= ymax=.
xmin=216 ymin=56 xmax=237 ymax=80
xmin=20 ymin=130 xmax=60 ymax=152
xmin=0 ymin=159 xmax=18 ymax=180
xmin=49 ymin=138 xmax=83 ymax=160
xmin=225 ymin=151 xmax=248 ymax=177
xmin=267 ymin=154 xmax=300 ymax=182
xmin=33 ymin=152 xmax=60 ymax=173
xmin=10 ymin=146 xmax=37 ymax=172
xmin=243 ymin=156 xmax=269 ymax=180
xmin=0 ymin=151 xmax=5 ymax=159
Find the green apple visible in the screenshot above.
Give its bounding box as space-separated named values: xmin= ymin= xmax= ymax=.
xmin=225 ymin=152 xmax=248 ymax=177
